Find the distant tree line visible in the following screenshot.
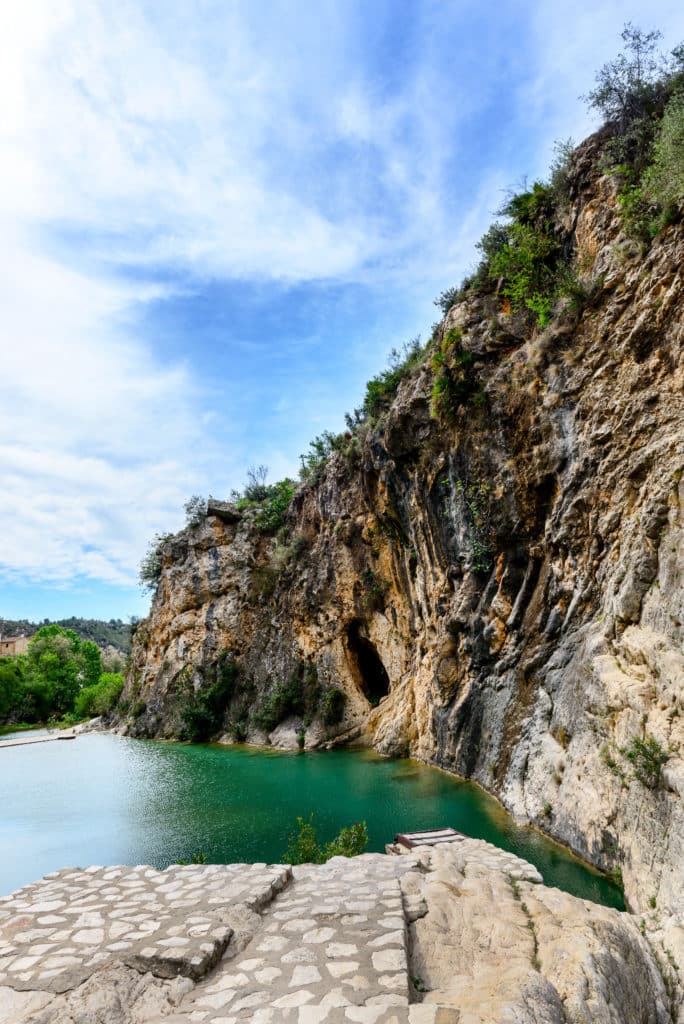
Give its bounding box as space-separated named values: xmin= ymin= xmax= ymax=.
xmin=0 ymin=617 xmax=132 ymax=655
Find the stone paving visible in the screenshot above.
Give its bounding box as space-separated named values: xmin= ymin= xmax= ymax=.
xmin=2 ymin=839 xmax=622 ymax=1024
xmin=0 ymin=862 xmax=290 ymax=994
xmin=170 ymin=852 xmax=420 ymax=1024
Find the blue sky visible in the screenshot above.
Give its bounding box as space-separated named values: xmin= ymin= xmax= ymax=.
xmin=2 ymin=0 xmax=684 ymax=623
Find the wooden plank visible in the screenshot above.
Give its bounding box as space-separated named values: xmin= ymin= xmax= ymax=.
xmin=395 ymin=827 xmax=464 ymax=849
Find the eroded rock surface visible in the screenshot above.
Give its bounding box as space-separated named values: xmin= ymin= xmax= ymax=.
xmin=0 ymin=843 xmax=677 ymax=1023
xmin=121 ymin=133 xmax=683 ymax=934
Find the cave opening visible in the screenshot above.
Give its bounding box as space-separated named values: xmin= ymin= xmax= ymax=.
xmin=347 ymin=621 xmax=390 ymax=705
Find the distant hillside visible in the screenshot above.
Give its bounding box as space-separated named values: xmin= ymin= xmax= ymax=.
xmin=0 ymin=617 xmax=133 ymax=654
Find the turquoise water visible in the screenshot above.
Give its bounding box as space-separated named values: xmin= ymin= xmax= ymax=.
xmin=0 ymin=733 xmax=623 ymax=907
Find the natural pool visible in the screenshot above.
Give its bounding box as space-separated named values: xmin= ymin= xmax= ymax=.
xmin=0 ymin=732 xmax=624 ymax=907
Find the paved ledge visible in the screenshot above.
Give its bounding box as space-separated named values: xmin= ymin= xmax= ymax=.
xmin=0 ymin=838 xmax=675 ymax=1024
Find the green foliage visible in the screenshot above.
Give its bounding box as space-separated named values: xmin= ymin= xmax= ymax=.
xmin=430 ymin=330 xmax=484 ymax=419
xmin=231 ymin=468 xmax=296 ymax=532
xmin=179 ymin=654 xmax=239 ymax=742
xmin=456 ymin=480 xmax=494 ymax=573
xmin=643 ymin=91 xmax=684 ymax=208
xmin=252 ymin=666 xmax=320 ymax=734
xmin=362 ymin=338 xmax=425 ymax=421
xmin=299 ymin=431 xmax=347 ymax=483
xmin=476 ymin=222 xmax=510 ymax=264
xmin=324 ymin=821 xmax=369 ymax=859
xmin=588 ymin=25 xmax=684 ymax=185
xmin=254 ymin=479 xmax=296 ymax=533
xmin=80 ymin=641 xmax=103 ymax=688
xmin=241 ymin=465 xmax=270 ymax=502
xmin=26 ymin=626 xmax=83 ymax=717
xmin=0 ymin=625 xmax=120 ymax=725
xmin=623 ymin=734 xmax=669 ymax=788
xmin=433 ymin=286 xmax=462 ymax=315
xmin=177 ymin=852 xmax=207 ymax=865
xmin=502 ymin=181 xmax=554 ymax=223
xmin=74 ymin=673 xmax=124 ymax=719
xmin=283 ymin=815 xmax=369 ymax=865
xmin=228 ymin=717 xmax=248 ymax=742
xmin=283 ymin=816 xmax=322 ymax=864
xmin=320 ymin=687 xmax=347 ymax=726
xmin=0 ymin=658 xmax=26 ymax=720
xmin=139 ymin=533 xmax=172 ymax=592
xmin=549 ymin=138 xmax=575 ymax=208
xmin=488 ymin=220 xmax=560 ymax=325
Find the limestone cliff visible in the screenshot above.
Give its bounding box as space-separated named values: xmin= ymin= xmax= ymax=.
xmin=121 ymin=130 xmax=684 ymax=950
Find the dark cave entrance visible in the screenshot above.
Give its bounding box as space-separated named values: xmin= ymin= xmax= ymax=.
xmin=347 ymin=621 xmax=390 ymax=705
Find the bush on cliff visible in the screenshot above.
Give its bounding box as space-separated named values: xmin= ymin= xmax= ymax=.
xmin=178 ymin=654 xmax=239 ymax=742
xmin=230 ymin=467 xmax=296 ymax=534
xmin=363 ymin=337 xmax=425 ymax=421
xmin=252 ymin=665 xmax=321 ymax=733
xmin=623 ymin=734 xmax=669 ymax=788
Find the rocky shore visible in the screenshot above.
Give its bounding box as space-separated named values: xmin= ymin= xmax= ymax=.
xmin=0 ymin=836 xmax=679 ymax=1023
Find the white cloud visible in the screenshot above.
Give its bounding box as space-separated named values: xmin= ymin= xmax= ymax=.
xmin=0 ymin=228 xmax=218 ymax=587
xmin=2 ymin=0 xmax=684 ymax=598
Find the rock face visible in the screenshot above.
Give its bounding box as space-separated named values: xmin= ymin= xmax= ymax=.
xmin=0 ymin=841 xmax=676 ymax=1023
xmin=122 ymin=132 xmax=684 ymax=940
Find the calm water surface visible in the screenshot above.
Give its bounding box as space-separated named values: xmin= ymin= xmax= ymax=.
xmin=0 ymin=733 xmax=623 ymax=907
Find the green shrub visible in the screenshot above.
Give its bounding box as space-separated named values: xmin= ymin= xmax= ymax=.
xmin=643 ymin=91 xmax=684 ymax=208
xmin=362 ymin=338 xmax=424 ymax=421
xmin=228 ymin=717 xmax=248 ymax=742
xmin=324 ymin=821 xmax=369 ymax=859
xmin=252 ymin=665 xmax=321 ymax=734
xmin=488 ymin=221 xmax=559 ymax=325
xmin=178 ymin=654 xmax=238 ymax=742
xmin=456 ymin=480 xmax=494 ymax=573
xmin=584 ymin=25 xmax=678 ymax=136
xmin=615 ymin=176 xmax=658 ymax=241
xmin=299 ymin=431 xmax=348 ymax=483
xmin=254 ymin=479 xmax=296 ymax=533
xmin=433 ymin=286 xmax=462 ymax=315
xmin=549 ymin=138 xmax=575 ymax=208
xmin=283 ymin=815 xmax=368 ymax=864
xmin=74 ymin=673 xmax=124 ymax=718
xmin=176 ymin=852 xmax=207 ymax=865
xmin=430 ymin=330 xmax=484 ymax=419
xmin=231 ymin=468 xmax=295 ymax=533
xmin=623 ymin=734 xmax=669 ymax=788
xmin=502 ymin=181 xmax=554 ymax=223
xmin=320 ymin=687 xmax=347 ymax=726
